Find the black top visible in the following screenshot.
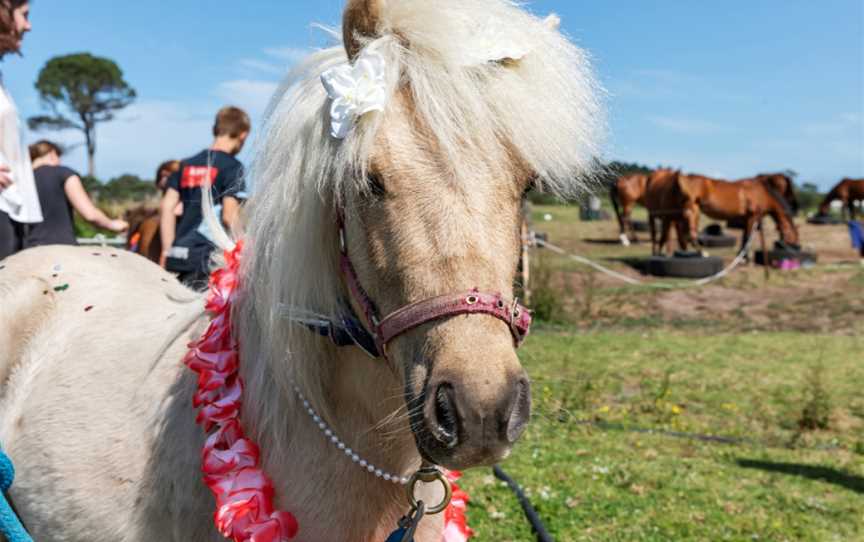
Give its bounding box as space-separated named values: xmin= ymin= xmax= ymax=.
xmin=24 ymin=165 xmax=78 ymax=248
xmin=165 ymin=149 xmax=244 ymax=274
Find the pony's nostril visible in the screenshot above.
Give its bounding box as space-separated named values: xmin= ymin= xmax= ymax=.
xmin=505 ymin=378 xmax=531 ymax=443
xmin=433 ymin=383 xmax=460 ymax=449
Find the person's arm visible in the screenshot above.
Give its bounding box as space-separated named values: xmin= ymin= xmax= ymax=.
xmin=0 ymin=164 xmax=11 ymax=190
xmin=159 ymin=188 xmax=181 ymax=268
xmin=221 ymin=196 xmax=241 ymax=234
xmin=64 ymin=175 xmax=128 ymax=232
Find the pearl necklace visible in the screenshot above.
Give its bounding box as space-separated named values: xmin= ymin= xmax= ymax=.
xmin=292 ymin=383 xmax=411 ymax=485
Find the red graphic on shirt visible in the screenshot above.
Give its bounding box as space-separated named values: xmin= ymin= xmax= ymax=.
xmin=181 ymin=166 xmax=219 ymax=189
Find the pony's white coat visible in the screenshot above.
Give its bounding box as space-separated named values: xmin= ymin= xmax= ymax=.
xmin=0 ymin=1 xmax=603 ymax=540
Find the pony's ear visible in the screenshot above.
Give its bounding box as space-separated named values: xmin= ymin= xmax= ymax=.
xmin=543 ymin=14 xmax=561 ymax=31
xmin=343 ymin=0 xmax=385 ymax=60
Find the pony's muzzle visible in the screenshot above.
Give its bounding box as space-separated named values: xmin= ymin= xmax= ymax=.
xmin=421 ymin=372 xmax=531 ymax=466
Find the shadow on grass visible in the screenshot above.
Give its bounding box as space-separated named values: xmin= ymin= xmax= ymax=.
xmin=736 ymin=459 xmax=864 ymax=495
xmin=606 ymin=256 xmax=652 ymax=274
xmin=582 ymin=238 xmax=633 ymax=246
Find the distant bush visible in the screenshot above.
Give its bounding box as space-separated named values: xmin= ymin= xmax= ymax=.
xmin=796 ymin=182 xmax=825 ymax=215
xmin=529 ymin=255 xmax=570 ymax=324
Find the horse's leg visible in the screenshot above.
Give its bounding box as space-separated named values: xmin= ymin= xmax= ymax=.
xmin=675 ymin=219 xmax=689 ymax=251
xmin=741 ymin=214 xmax=756 ymax=263
xmin=661 ymin=217 xmax=674 ymax=255
xmin=758 ymin=212 xmax=769 ymax=278
xmin=648 ymin=213 xmax=659 ymax=256
xmin=625 ymin=202 xmax=639 ymax=244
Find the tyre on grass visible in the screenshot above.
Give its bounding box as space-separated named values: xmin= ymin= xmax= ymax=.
xmin=646 ymin=252 xmax=725 ymax=279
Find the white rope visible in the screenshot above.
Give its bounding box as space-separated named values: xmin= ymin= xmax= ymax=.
xmin=533 ymin=225 xmax=759 ymax=290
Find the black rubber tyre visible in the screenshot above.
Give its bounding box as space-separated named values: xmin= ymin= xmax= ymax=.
xmin=647 ymin=255 xmax=725 ymax=278
xmin=754 ymin=250 xmax=818 ymax=267
xmin=807 ymin=215 xmax=843 ymax=226
xmin=631 ymin=220 xmax=649 ymax=232
xmin=698 ymin=234 xmax=738 ymax=248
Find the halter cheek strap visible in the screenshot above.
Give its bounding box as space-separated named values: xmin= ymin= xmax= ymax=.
xmin=337 ymin=211 xmax=532 ymax=358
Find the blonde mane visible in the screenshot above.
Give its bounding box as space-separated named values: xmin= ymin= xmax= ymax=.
xmin=237 ymin=0 xmax=604 ymax=452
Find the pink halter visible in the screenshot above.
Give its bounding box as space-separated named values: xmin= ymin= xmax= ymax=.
xmin=337 ymin=211 xmax=532 ymax=358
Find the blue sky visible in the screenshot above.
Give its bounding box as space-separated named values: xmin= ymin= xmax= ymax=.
xmin=2 ymin=0 xmax=861 ymax=189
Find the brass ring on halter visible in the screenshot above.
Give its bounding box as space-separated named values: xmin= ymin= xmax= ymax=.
xmin=407 ymin=467 xmax=452 ymax=515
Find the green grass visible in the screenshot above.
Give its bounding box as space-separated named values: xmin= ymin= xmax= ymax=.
xmin=460 ymin=330 xmax=864 ymax=541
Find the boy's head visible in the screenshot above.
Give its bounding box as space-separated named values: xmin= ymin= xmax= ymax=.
xmin=29 ymin=140 xmax=62 ymax=166
xmin=213 ymin=106 xmax=251 ymax=155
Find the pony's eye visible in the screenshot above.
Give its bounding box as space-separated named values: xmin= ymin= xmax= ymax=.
xmin=366 ymin=173 xmax=386 ymax=198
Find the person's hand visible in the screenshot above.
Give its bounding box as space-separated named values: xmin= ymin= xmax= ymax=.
xmin=0 ymin=165 xmax=12 ymax=190
xmin=159 ymin=252 xmax=168 ymax=269
xmin=109 ymin=219 xmax=129 ymax=233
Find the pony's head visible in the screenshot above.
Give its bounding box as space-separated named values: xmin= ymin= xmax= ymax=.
xmin=242 ymin=0 xmax=603 ymax=470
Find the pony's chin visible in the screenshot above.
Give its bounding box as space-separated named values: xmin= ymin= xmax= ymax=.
xmin=413 ymin=430 xmax=514 ymax=471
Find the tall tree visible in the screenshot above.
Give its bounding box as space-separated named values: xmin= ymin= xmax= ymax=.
xmin=28 ymin=53 xmax=136 ymax=177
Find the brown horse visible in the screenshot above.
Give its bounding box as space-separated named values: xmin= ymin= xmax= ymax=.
xmin=819 ymin=178 xmax=864 ymax=219
xmin=609 ymin=173 xmax=649 ymax=246
xmin=124 ymin=206 xmax=162 ymax=264
xmin=677 ymin=174 xmax=800 ymax=255
xmin=643 ymin=169 xmax=691 ymax=255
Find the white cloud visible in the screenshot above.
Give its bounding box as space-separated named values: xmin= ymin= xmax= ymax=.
xmin=27 ymin=43 xmax=309 ymax=180
xmin=239 ymin=58 xmax=285 ymax=76
xmin=29 ymin=99 xmax=216 ymax=180
xmin=263 ymin=46 xmax=313 ymax=64
xmin=216 ymin=79 xmax=280 ymax=122
xmin=646 ymin=115 xmax=726 ymax=135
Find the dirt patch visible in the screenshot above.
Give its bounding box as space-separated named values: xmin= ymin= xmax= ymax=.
xmin=535 ymin=216 xmax=864 ymax=334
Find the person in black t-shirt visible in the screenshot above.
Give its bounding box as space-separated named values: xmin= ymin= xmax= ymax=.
xmin=24 ymin=140 xmax=128 ymax=248
xmin=159 ymin=106 xmax=250 ymax=290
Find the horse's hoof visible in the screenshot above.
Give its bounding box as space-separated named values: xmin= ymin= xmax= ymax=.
xmin=619 ymin=234 xmax=631 ymax=247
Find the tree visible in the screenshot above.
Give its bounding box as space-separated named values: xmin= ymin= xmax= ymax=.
xmin=102 ymin=174 xmax=157 ymax=202
xmin=28 ymin=53 xmax=136 ymax=177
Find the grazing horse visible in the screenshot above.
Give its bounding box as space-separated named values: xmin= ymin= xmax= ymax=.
xmin=643 ymin=169 xmax=690 ymax=255
xmin=609 ymin=173 xmax=649 ymax=246
xmin=124 ymin=206 xmax=162 ymax=264
xmin=677 ymin=174 xmax=800 ymax=255
xmin=819 ymin=178 xmax=864 ymax=220
xmin=0 ymin=1 xmax=602 ymax=541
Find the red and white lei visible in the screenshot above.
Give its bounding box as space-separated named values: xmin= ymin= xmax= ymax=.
xmin=185 ymin=242 xmax=473 ymax=541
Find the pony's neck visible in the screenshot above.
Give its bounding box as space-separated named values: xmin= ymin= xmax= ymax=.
xmin=239 ymin=300 xmax=424 ymax=539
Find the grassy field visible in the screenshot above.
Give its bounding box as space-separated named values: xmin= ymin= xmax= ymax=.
xmin=458 ymin=205 xmax=864 ymax=541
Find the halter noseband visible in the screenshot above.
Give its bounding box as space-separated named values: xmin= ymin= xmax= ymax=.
xmin=337 ymin=211 xmax=532 ymax=358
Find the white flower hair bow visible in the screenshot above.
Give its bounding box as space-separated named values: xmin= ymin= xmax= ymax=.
xmin=321 ymin=48 xmax=388 ymax=139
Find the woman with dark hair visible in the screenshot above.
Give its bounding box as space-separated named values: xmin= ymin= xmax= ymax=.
xmin=25 ymin=140 xmax=127 ymax=248
xmin=0 ymin=0 xmax=41 ymax=260
xmin=155 ymin=159 xmax=181 ymax=194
